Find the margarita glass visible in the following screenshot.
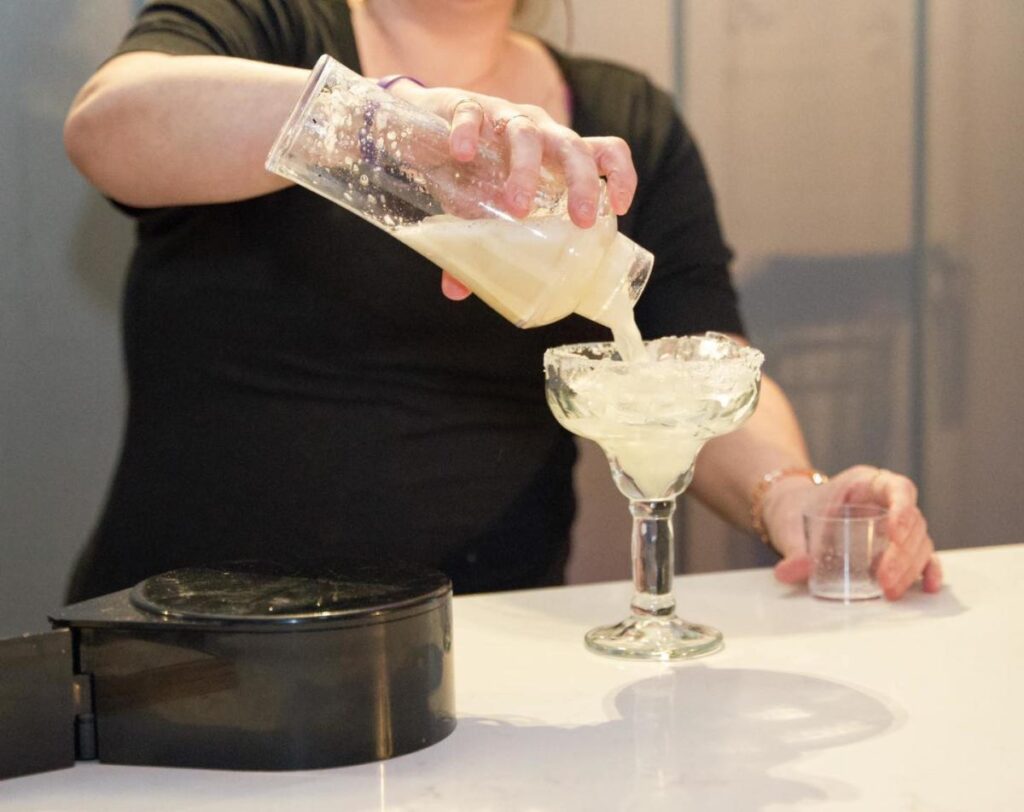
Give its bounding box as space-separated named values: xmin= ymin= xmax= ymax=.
xmin=544 ymin=333 xmax=763 ymax=660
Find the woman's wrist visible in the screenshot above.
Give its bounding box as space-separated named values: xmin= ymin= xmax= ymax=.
xmin=751 ymin=467 xmax=828 ymax=551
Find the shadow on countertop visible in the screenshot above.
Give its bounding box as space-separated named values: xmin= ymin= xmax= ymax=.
xmin=1 ymin=666 xmax=900 ymax=811
xmin=383 ymin=665 xmax=900 ymax=811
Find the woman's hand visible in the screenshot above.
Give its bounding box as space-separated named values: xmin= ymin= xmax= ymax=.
xmin=763 ymin=465 xmax=943 ymax=600
xmin=387 ymin=82 xmax=638 ymax=301
xmin=409 ymin=86 xmax=637 ymax=224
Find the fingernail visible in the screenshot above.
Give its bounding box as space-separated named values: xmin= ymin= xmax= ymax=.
xmin=514 ymin=192 xmax=530 ymax=211
xmin=577 ymin=202 xmax=594 ymax=220
xmin=454 ymin=138 xmax=472 ymax=156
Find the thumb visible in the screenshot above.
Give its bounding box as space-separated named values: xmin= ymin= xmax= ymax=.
xmin=774 ymin=553 xmax=811 ymax=584
xmin=441 ymin=271 xmax=472 ymax=300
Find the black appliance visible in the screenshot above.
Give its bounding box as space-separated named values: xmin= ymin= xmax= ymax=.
xmin=0 ymin=563 xmax=455 ymax=779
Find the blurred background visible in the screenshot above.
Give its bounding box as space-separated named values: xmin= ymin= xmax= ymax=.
xmin=2 ymin=1 xmax=1022 ymax=635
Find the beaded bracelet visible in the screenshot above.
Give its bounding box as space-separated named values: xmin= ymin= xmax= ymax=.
xmin=750 ymin=467 xmax=829 ymax=545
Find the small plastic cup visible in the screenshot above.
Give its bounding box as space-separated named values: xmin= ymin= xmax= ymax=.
xmin=803 ymin=504 xmax=888 ymax=601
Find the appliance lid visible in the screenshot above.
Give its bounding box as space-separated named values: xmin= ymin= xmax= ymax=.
xmin=127 ymin=561 xmax=452 ymax=626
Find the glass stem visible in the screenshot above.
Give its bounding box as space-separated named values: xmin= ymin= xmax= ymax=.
xmin=629 ymin=499 xmax=677 ymax=617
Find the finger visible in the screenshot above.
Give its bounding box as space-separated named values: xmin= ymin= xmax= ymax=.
xmin=880 ymin=513 xmax=929 ymax=599
xmin=503 ymin=115 xmax=544 ymax=218
xmin=886 ymin=542 xmax=929 ymax=601
xmin=834 ymin=464 xmax=884 ymax=504
xmin=922 ymin=555 xmax=943 ymax=593
xmin=895 ymin=521 xmax=935 ymax=596
xmin=448 ymin=97 xmax=485 ymax=162
xmin=877 ymin=508 xmax=924 ymax=582
xmin=587 ymin=136 xmax=637 ymax=215
xmin=878 ymin=505 xmax=923 ymax=562
xmin=871 ymin=469 xmax=918 ymax=516
xmin=902 ymin=537 xmax=933 ymax=596
xmin=440 ymin=271 xmax=472 ymax=301
xmin=864 ymin=475 xmax=924 ymax=589
xmin=547 ymin=128 xmax=601 ymax=227
xmin=774 ymin=554 xmax=811 ymax=585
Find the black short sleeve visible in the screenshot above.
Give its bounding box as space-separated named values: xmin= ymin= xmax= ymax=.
xmin=632 ymin=137 xmax=745 ymax=338
xmin=559 ymin=55 xmax=744 ymax=340
xmin=628 ymin=86 xmax=744 ymax=339
xmin=113 ymin=0 xmax=313 ymax=65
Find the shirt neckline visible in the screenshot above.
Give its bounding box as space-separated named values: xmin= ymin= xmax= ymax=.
xmin=334 ymin=3 xmax=579 ymax=133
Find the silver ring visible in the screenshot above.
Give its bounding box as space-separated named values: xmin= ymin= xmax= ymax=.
xmin=452 ymin=97 xmax=484 ymax=116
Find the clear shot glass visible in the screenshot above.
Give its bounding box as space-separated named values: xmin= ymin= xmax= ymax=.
xmin=803 ymin=504 xmax=889 ymax=601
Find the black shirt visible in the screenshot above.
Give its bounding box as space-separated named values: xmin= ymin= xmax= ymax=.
xmin=66 ymin=0 xmax=742 ymax=602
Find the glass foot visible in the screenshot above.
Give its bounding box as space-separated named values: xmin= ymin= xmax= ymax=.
xmin=584 ymin=614 xmax=723 ymax=661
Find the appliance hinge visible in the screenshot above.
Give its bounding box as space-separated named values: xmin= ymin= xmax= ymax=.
xmin=72 ymin=673 xmax=97 ymax=760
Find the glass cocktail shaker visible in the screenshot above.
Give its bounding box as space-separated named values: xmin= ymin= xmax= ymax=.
xmin=266 ymin=54 xmax=652 ymax=329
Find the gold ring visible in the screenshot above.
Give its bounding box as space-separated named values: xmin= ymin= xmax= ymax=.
xmin=491 ymin=113 xmax=532 ymax=137
xmin=452 ymin=97 xmax=484 ymax=116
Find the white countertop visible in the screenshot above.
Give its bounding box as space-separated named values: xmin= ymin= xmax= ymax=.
xmin=3 ymin=544 xmax=1022 ymax=811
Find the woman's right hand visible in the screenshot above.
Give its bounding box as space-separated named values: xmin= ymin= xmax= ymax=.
xmin=386 ymin=81 xmax=639 ymax=301
xmin=388 ymin=81 xmax=638 ymax=228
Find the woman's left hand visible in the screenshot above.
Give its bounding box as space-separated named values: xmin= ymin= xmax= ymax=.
xmin=763 ymin=465 xmax=943 ymax=600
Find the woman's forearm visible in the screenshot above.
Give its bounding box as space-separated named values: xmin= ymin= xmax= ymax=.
xmin=64 ymin=52 xmax=310 ymax=207
xmin=689 ymin=371 xmax=813 ymax=533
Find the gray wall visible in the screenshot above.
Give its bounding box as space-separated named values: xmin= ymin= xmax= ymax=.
xmin=2 ymin=1 xmax=1022 ymax=636
xmin=675 ymin=0 xmax=1024 ymax=573
xmin=562 ymin=1 xmax=1024 ymax=580
xmin=1 ymin=2 xmax=135 ymax=635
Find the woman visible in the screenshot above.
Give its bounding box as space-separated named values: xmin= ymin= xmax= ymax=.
xmin=63 ymin=0 xmax=940 ymax=601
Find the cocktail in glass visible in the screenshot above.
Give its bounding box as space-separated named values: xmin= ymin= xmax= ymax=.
xmin=544 ymin=333 xmax=764 ymax=660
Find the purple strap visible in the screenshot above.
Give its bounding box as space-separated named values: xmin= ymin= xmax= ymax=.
xmin=377 ymin=74 xmax=426 ymax=90
xmin=363 ymin=77 xmax=426 ymax=163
